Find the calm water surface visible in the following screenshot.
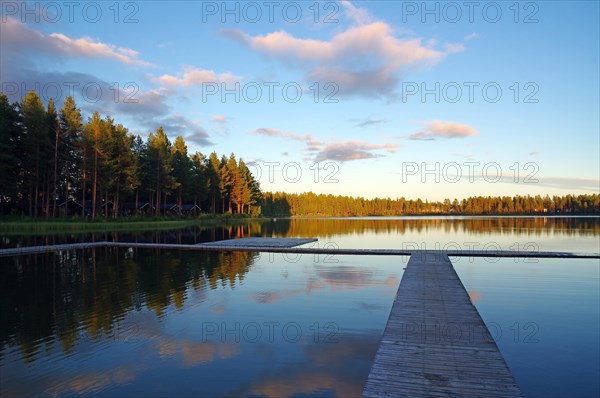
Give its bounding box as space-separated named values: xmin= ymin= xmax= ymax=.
xmin=453 ymin=258 xmax=599 ymax=398
xmin=1 ymin=216 xmax=599 ymax=397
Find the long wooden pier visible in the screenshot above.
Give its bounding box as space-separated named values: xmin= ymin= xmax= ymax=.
xmin=1 ymin=240 xmax=598 ymax=258
xmin=362 ymin=252 xmax=523 ymax=397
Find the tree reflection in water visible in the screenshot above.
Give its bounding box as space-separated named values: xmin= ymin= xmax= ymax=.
xmin=1 ymin=248 xmax=258 ymax=363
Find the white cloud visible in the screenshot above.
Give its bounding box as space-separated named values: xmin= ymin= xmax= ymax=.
xmin=212 ymin=115 xmax=228 ymax=123
xmin=465 ymin=32 xmax=480 ymax=41
xmin=1 ymin=17 xmax=153 ymax=66
xmin=224 ymin=20 xmax=462 ymax=98
xmin=340 ymin=1 xmax=374 ymax=25
xmin=250 ymin=127 xmax=307 ymax=142
xmin=48 ymin=33 xmax=153 ymax=66
xmin=444 ymin=43 xmax=465 ymax=53
xmin=150 ymin=66 xmax=241 ymax=86
xmin=410 ymin=121 xmax=479 ymax=140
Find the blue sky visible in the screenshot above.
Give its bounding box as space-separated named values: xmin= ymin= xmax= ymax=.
xmin=1 ymin=0 xmax=598 ymax=200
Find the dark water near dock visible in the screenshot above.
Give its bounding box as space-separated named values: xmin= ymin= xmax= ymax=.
xmin=1 ymin=216 xmax=599 ymax=397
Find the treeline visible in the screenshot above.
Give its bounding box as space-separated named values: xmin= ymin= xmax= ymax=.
xmin=0 ymin=91 xmax=261 ymax=217
xmin=262 ymin=192 xmax=600 ymax=216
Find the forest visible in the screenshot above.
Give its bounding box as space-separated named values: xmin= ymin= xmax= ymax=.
xmin=1 ymin=90 xmax=598 ymax=219
xmin=263 ymin=192 xmax=600 ymax=216
xmin=0 ymin=91 xmax=262 ymax=218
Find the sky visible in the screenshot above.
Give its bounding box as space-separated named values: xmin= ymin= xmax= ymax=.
xmin=1 ymin=0 xmax=599 ymax=200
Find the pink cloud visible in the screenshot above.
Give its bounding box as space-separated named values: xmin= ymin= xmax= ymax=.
xmin=150 ymin=66 xmax=241 ymax=86
xmin=225 ymin=20 xmax=460 ymax=98
xmin=212 ymin=115 xmax=228 ymax=123
xmin=250 ymin=127 xmax=398 ymax=162
xmin=2 ymin=17 xmax=153 ymax=66
xmin=314 ymin=140 xmax=398 ymax=162
xmin=410 ymin=121 xmax=479 ymax=140
xmin=250 ymin=127 xmax=306 ymax=142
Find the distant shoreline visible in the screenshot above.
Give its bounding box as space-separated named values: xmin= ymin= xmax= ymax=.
xmin=1 ymin=213 xmax=598 ymax=234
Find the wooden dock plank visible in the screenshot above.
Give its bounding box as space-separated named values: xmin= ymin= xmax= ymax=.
xmin=362 ymin=253 xmax=523 ymax=397
xmin=195 ymin=237 xmax=317 ymax=248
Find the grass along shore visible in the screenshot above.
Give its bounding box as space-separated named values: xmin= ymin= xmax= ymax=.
xmin=0 ymin=214 xmax=268 ymax=235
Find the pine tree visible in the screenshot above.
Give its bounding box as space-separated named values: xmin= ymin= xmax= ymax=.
xmin=146 ymin=127 xmax=175 ymax=214
xmin=131 ymin=135 xmax=146 ymax=214
xmin=102 ymin=122 xmax=136 ymax=217
xmin=220 ymin=154 xmax=232 ymax=213
xmin=84 ymin=112 xmax=104 ymax=219
xmin=58 ymin=96 xmax=83 ymax=210
xmin=190 ymin=152 xmax=208 ymax=210
xmin=20 ymin=91 xmax=49 ymax=216
xmin=206 ymin=152 xmax=222 ymax=214
xmin=46 ymin=99 xmax=60 ymax=217
xmin=171 ymin=136 xmax=193 ymax=214
xmin=227 ymin=154 xmax=243 ymax=213
xmin=0 ymin=93 xmax=21 ymax=214
xmin=239 ymin=159 xmax=261 ymax=214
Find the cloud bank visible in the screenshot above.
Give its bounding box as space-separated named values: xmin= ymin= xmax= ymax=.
xmin=224 ymin=13 xmax=463 ymax=99
xmin=1 ymin=17 xmax=153 ymax=66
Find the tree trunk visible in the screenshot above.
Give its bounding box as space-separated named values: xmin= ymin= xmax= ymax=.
xmin=33 ymin=144 xmax=40 ymax=217
xmin=52 ymin=126 xmax=59 ymax=218
xmin=156 ymin=165 xmax=161 ymax=216
xmin=64 ymin=164 xmax=69 ymax=216
xmin=115 ymin=180 xmax=120 ymax=218
xmin=178 ymin=186 xmax=182 ymax=215
xmin=45 ymin=175 xmax=50 ymax=218
xmin=82 ymin=148 xmax=87 ymax=218
xmin=28 ymin=179 xmax=32 ymax=216
xmin=92 ymin=146 xmax=97 ymax=220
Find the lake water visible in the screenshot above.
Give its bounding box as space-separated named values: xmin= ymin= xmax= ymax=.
xmin=1 ymin=217 xmax=599 ymax=397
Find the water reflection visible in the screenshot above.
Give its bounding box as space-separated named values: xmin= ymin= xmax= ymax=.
xmin=284 ymin=216 xmax=600 ymax=239
xmin=1 ymin=249 xmax=257 ymax=365
xmin=234 ymin=334 xmax=380 ymax=398
xmin=2 ymin=216 xmax=599 ymax=249
xmin=0 ymin=249 xmax=401 ymax=397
